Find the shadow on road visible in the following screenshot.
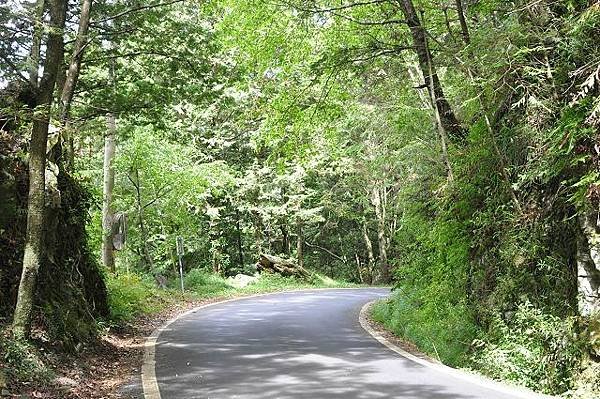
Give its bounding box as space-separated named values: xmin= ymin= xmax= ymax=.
xmin=153 ymin=290 xmax=491 ymax=399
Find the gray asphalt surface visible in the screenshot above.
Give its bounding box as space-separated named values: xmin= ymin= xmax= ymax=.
xmin=154 ymin=289 xmax=529 ymax=399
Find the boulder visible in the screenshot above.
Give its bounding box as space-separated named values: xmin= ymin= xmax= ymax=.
xmin=227 ymin=274 xmax=259 ymax=289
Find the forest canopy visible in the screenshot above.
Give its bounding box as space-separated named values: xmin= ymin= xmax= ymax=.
xmin=1 ymin=0 xmax=600 ymax=397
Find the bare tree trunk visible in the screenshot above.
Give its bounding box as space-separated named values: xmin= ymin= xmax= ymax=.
xmin=398 ymin=0 xmax=465 ymax=141
xmin=132 ymin=168 xmax=153 ymax=270
xmin=12 ymin=0 xmax=68 ymax=338
xmin=253 ymin=212 xmax=263 ymax=254
xmin=424 ymin=34 xmax=454 ymax=181
xmin=102 ymin=113 xmax=116 ymax=273
xmin=455 ymin=0 xmax=470 ymax=45
xmin=371 ymin=186 xmax=390 ymax=283
xmin=355 ymin=253 xmax=364 ymax=284
xmin=296 ymin=215 xmax=304 ymax=270
xmin=236 ymin=210 xmax=244 ymax=267
xmin=27 ymin=0 xmax=45 ymax=86
xmin=404 ymin=55 xmax=453 ymax=179
xmin=442 ymin=7 xmax=454 ymax=40
xmin=209 ymin=215 xmax=221 ymax=274
xmin=211 ymin=240 xmax=220 ymax=274
xmin=362 ymin=221 xmax=375 ymax=285
xmin=59 ymin=0 xmax=92 ymax=119
xmin=58 ymin=0 xmax=93 ymax=169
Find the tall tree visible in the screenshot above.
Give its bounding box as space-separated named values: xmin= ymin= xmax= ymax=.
xmin=12 ymin=0 xmax=69 ymax=338
xmin=454 ymin=0 xmax=470 ymax=45
xmin=58 ymin=0 xmax=93 ymax=169
xmin=27 ymin=0 xmax=45 ymax=86
xmin=102 ymin=113 xmax=116 ymax=272
xmin=397 ymin=0 xmax=465 ymax=140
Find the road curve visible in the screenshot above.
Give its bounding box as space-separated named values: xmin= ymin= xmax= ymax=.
xmin=150 ymin=289 xmax=544 ymax=399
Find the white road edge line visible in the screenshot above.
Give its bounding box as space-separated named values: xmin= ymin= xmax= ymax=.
xmin=141 ymin=287 xmax=384 ymax=399
xmin=358 ymin=300 xmax=557 ymax=399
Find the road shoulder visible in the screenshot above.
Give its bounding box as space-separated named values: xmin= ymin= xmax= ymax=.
xmin=359 ymin=301 xmax=556 ymax=399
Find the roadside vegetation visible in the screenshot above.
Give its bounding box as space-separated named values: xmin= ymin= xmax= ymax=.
xmin=107 ymin=269 xmax=353 ymax=324
xmin=1 ymin=0 xmax=600 ymax=398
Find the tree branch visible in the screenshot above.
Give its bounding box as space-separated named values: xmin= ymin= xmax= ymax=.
xmin=305 ymin=241 xmax=346 ymax=262
xmin=331 ymin=11 xmax=405 ymax=26
xmin=279 ymin=0 xmax=388 ymax=13
xmin=91 ymin=0 xmax=186 ymax=25
xmin=0 ymin=53 xmax=33 ymax=86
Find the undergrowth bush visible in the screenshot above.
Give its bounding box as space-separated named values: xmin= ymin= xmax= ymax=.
xmin=470 ymin=301 xmax=585 ymax=395
xmin=371 ymin=290 xmax=476 ymax=366
xmin=184 ymin=268 xmax=232 ymax=296
xmin=0 ymin=331 xmax=51 ymax=384
xmin=106 ymin=273 xmax=169 ymax=322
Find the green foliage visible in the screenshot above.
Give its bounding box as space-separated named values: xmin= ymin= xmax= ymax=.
xmin=184 ymin=269 xmax=232 ymax=296
xmin=0 ymin=332 xmax=52 ymax=384
xmin=106 ymin=273 xmax=170 ymax=322
xmin=5 ymin=0 xmax=600 ymax=396
xmin=372 ymin=290 xmax=476 ymax=366
xmin=470 ymin=302 xmax=585 ymax=394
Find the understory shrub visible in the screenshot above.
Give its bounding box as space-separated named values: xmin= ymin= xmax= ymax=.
xmin=0 ymin=331 xmax=51 ymax=385
xmin=106 ymin=273 xmax=169 ymax=322
xmin=470 ymin=301 xmax=585 ymax=395
xmin=183 ymin=268 xmax=232 ymax=295
xmin=371 ymin=290 xmax=477 ymax=366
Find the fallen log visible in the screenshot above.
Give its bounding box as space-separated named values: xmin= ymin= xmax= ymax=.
xmin=256 ymin=253 xmax=311 ymax=280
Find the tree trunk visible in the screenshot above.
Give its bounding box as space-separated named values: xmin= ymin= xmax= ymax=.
xmin=296 ymin=215 xmax=304 ymax=270
xmin=253 ymin=213 xmax=263 ymax=254
xmin=236 ymin=210 xmax=244 ymax=267
xmin=256 ymin=253 xmax=311 ymax=279
xmin=371 ymin=186 xmax=390 ymax=283
xmin=210 ymin=221 xmax=221 ymax=274
xmin=101 ymin=113 xmax=116 ymax=273
xmin=12 ymin=0 xmax=68 ymax=338
xmin=355 ymin=253 xmax=364 ymax=284
xmin=577 ymin=211 xmax=600 ymax=316
xmin=455 ymin=0 xmax=470 ymax=45
xmin=133 ymin=168 xmax=153 ymax=270
xmin=58 ymin=0 xmax=93 ymax=169
xmin=398 ymin=0 xmax=465 ymax=141
xmin=27 ymin=0 xmax=46 ymax=86
xmin=362 ymin=221 xmax=375 ymax=284
xmin=59 ymin=0 xmax=92 ymax=120
xmin=442 ymin=7 xmax=454 ymax=41
xmin=281 ymin=224 xmax=291 ymax=255
xmin=424 ymin=36 xmax=454 ymax=181
xmin=404 ymin=54 xmax=453 ymax=179
xmin=211 ymin=241 xmax=220 ymax=274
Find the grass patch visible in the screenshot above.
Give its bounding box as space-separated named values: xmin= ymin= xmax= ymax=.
xmin=183 ymin=269 xmax=233 ymax=297
xmin=238 ymin=272 xmax=358 ymax=293
xmin=106 ymin=269 xmax=358 ymax=324
xmin=370 ymin=290 xmax=475 ymax=366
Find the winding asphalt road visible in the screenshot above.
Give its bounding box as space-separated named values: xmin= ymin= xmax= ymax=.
xmin=149 ymin=289 xmax=547 ymax=399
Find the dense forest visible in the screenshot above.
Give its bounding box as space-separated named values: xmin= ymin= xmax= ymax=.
xmin=1 ymin=0 xmax=599 ymax=397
